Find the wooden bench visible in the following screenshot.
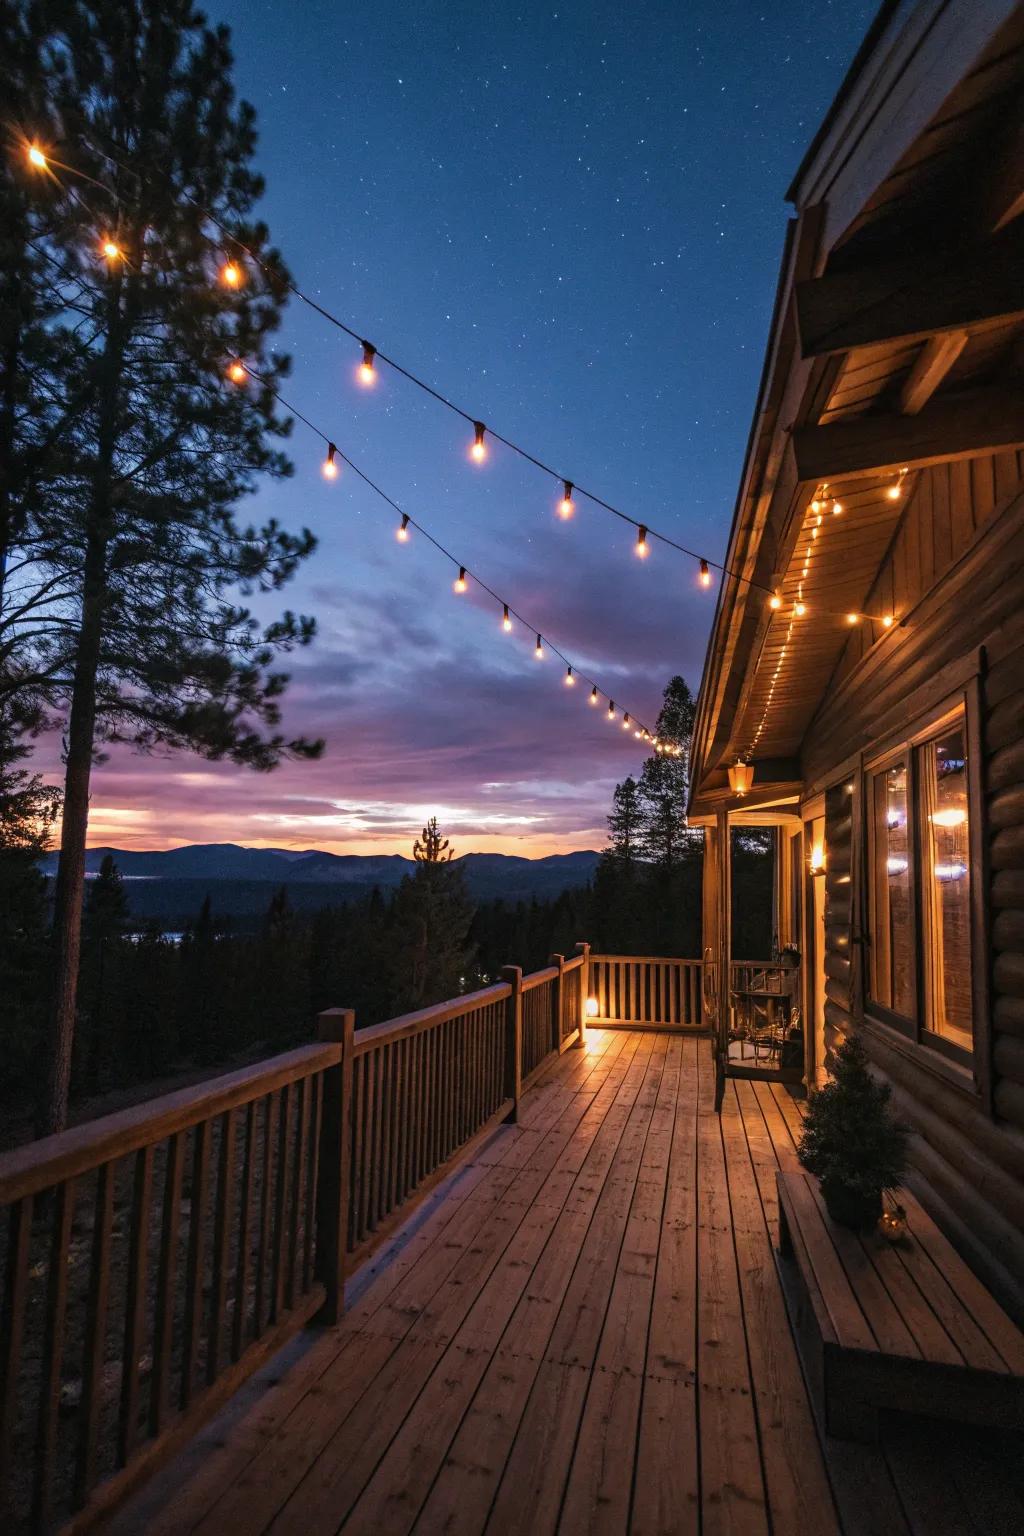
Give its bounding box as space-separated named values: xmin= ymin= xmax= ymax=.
xmin=776 ymin=1169 xmax=1024 ymax=1443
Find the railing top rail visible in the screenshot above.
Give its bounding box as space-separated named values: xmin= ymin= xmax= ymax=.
xmin=589 ymin=954 xmax=703 ymax=965
xmin=563 ymin=952 xmax=585 ymax=972
xmin=0 ymin=1041 xmax=342 ymax=1205
xmin=352 ymin=981 xmax=512 ymax=1055
xmin=730 ymin=958 xmax=787 ymax=967
xmin=521 ymin=965 xmax=559 ymax=992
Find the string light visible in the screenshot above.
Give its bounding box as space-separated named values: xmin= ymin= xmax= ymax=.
xmin=607 ymin=701 xmax=616 ymax=720
xmin=636 ymin=525 xmax=649 ymax=559
xmin=534 ymin=633 xmax=545 ymax=658
xmin=28 ymin=143 xmax=47 ymax=169
xmin=699 ymin=558 xmax=712 ymax=588
xmin=846 ymin=612 xmax=859 ymax=624
xmin=887 ymin=467 xmax=908 ymax=501
xmin=558 ymin=481 xmax=575 ymax=520
xmin=882 ymin=614 xmax=895 ymax=628
xmin=831 ymin=498 xmax=844 ymax=515
xmin=221 ymin=261 xmax=241 ymax=288
xmin=321 ymin=442 xmax=339 ymax=480
xmin=622 ymin=712 xmax=631 ymax=730
xmin=794 ymin=600 xmax=807 ymax=617
xmin=590 ymin=686 xmax=599 ymax=705
xmin=769 ymin=591 xmax=782 ymax=610
xmin=454 ymin=566 xmax=467 ymax=594
xmin=470 ymin=421 xmax=487 ymax=463
xmin=358 ymin=341 xmax=377 ymax=386
xmin=227 ymin=360 xmax=247 ymax=384
xmin=565 ymin=666 xmax=575 ymax=687
xmin=502 ymin=603 xmax=512 ymax=632
xmin=397 ymin=513 xmax=410 ymax=542
xmin=101 ymin=238 xmax=122 ymax=261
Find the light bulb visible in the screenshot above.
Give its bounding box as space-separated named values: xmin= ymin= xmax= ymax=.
xmin=397 ymin=514 xmax=410 ymax=542
xmin=810 ymin=498 xmax=822 ymax=514
xmin=795 ymin=601 xmax=807 ymax=617
xmin=622 ymin=713 xmax=631 ymax=730
xmin=101 ymin=239 xmax=122 ymax=261
xmin=227 ymin=360 xmax=247 ymax=384
xmin=636 ymin=525 xmax=649 ymax=558
xmin=221 ymin=261 xmax=241 ymax=288
xmin=846 ymin=613 xmax=859 ymax=624
xmin=589 ymin=686 xmax=598 ymax=705
xmin=454 ymin=566 xmax=467 ymax=594
xmin=887 ymin=483 xmax=901 ymax=501
xmin=358 ymin=341 xmax=376 ymax=386
xmin=882 ymin=614 xmax=894 ymax=628
xmin=322 ymin=443 xmax=339 ymax=479
xmin=502 ymin=604 xmax=512 ymax=632
xmin=28 ymin=143 xmax=47 ymax=169
xmin=607 ymin=701 xmax=615 ymax=720
xmin=535 ymin=633 xmax=544 ymax=659
xmin=565 ymin=666 xmax=575 ymax=687
xmin=831 ymin=499 xmax=843 ymax=515
xmin=769 ymin=591 xmax=782 ymax=610
xmin=558 ymin=480 xmax=575 ymax=519
xmin=470 ymin=421 xmax=487 ymax=463
xmin=699 ymin=558 xmax=712 ymax=588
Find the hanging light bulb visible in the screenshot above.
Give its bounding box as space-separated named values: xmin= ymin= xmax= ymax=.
xmin=454 ymin=566 xmax=467 ymax=594
xmin=470 ymin=421 xmax=487 ymax=463
xmin=322 ymin=443 xmax=339 ymax=479
xmin=565 ymin=666 xmax=575 ymax=687
xmin=502 ymin=603 xmax=512 ymax=632
xmin=557 ymin=480 xmax=575 ymax=519
xmin=699 ymin=558 xmax=712 ymax=588
xmin=535 ymin=633 xmax=544 ymax=659
xmin=589 ymin=685 xmax=598 ymax=705
xmin=27 ymin=143 xmax=47 ymax=169
xmin=769 ymin=591 xmax=782 ymax=610
xmin=607 ymin=700 xmax=616 ymax=721
xmin=358 ymin=341 xmax=377 ymax=386
xmin=397 ymin=513 xmax=410 ymax=542
xmin=221 ymin=261 xmax=241 ymax=288
xmin=622 ymin=712 xmax=631 ymax=730
xmin=227 ymin=360 xmax=247 ymax=384
xmin=101 ymin=238 xmax=122 ymax=262
xmin=636 ymin=525 xmax=649 ymax=558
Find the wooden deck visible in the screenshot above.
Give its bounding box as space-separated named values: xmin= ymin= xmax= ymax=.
xmin=109 ymin=1031 xmax=1024 ymax=1536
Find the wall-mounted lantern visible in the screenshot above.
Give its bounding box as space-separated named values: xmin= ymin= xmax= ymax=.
xmin=728 ymin=760 xmax=755 ymax=797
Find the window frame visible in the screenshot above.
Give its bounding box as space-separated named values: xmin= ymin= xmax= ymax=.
xmin=860 ymin=677 xmax=989 ymax=1097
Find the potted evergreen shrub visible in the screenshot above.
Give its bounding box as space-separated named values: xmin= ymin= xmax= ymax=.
xmin=798 ymin=1033 xmax=908 ymax=1229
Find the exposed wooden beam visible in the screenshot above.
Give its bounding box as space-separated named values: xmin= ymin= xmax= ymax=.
xmin=793 ymin=388 xmax=1024 ymax=482
xmin=898 ymin=331 xmax=969 ymax=415
xmin=795 ymin=226 xmax=1024 ymax=358
xmin=979 ymin=88 xmax=1024 ymax=234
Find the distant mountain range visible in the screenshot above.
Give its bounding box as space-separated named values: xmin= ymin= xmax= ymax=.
xmin=38 ymin=843 xmax=601 ymax=923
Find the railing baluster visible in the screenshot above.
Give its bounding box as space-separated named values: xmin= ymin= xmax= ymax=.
xmin=34 ymin=1177 xmax=74 ymax=1533
xmin=74 ymin=1160 xmax=115 ymax=1509
xmin=119 ymin=1145 xmax=153 ymax=1466
xmin=151 ymin=1134 xmax=182 ymax=1435
xmin=303 ymin=1073 xmax=322 ymax=1293
xmin=180 ymin=1121 xmax=210 ymax=1410
xmin=288 ymin=1080 xmax=309 ymax=1311
xmin=315 ymin=1009 xmax=354 ymax=1325
xmin=0 ymin=1193 xmax=31 ymax=1512
xmin=271 ymin=1084 xmax=292 ymax=1322
xmin=208 ymin=1109 xmax=236 ymax=1383
xmin=233 ymin=1100 xmax=257 ymax=1361
xmin=255 ymin=1092 xmax=276 ymax=1339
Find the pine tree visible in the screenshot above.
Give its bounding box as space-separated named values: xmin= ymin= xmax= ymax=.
xmin=414 ymin=816 xmax=453 ymax=863
xmin=10 ymin=2 xmax=324 ymax=1132
xmin=391 ymin=819 xmax=474 ymax=1011
xmin=798 ymin=1033 xmax=908 ymax=1225
xmin=638 ymin=676 xmax=697 ymax=870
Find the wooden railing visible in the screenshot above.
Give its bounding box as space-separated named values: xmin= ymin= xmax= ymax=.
xmin=0 ymin=944 xmax=590 ymax=1532
xmin=587 ymin=955 xmax=704 ymax=1030
xmin=729 ymin=960 xmax=789 ymax=995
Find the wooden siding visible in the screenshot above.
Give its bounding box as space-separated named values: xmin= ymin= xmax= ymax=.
xmin=805 ymin=471 xmax=1024 ymax=1319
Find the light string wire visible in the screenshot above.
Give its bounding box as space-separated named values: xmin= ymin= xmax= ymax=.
xmin=24 ymin=127 xmax=901 ymax=615
xmin=15 ymin=186 xmax=674 ymax=752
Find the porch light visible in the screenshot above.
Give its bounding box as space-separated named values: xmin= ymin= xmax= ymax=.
xmin=585 ymin=997 xmax=599 ymax=1018
xmin=728 ymin=760 xmax=754 ymax=796
xmin=809 ymin=844 xmax=825 ymax=874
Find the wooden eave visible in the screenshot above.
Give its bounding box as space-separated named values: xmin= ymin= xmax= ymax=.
xmin=688 ymin=0 xmax=1024 ymax=824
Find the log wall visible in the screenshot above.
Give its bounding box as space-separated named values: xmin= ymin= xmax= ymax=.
xmin=807 ymin=459 xmax=1024 ymax=1319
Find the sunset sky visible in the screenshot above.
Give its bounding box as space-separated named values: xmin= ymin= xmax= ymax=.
xmin=69 ymin=0 xmax=876 ymax=858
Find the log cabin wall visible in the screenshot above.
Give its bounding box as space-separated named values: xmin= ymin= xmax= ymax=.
xmin=805 ymin=466 xmax=1024 ymax=1318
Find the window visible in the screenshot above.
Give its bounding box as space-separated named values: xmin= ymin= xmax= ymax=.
xmin=866 ymin=705 xmax=975 ymax=1066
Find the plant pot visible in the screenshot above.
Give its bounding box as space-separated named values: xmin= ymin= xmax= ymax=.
xmin=820 ymin=1179 xmax=882 ymax=1230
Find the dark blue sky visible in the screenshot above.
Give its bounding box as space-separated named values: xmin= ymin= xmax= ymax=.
xmin=90 ymin=0 xmax=877 ymax=855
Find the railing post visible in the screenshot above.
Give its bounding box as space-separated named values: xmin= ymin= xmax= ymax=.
xmin=501 ymin=966 xmax=523 ymax=1122
xmin=315 ymin=1007 xmax=355 ymax=1325
xmin=549 ymin=954 xmax=565 ymax=1055
xmin=574 ymin=942 xmax=591 ymax=1048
